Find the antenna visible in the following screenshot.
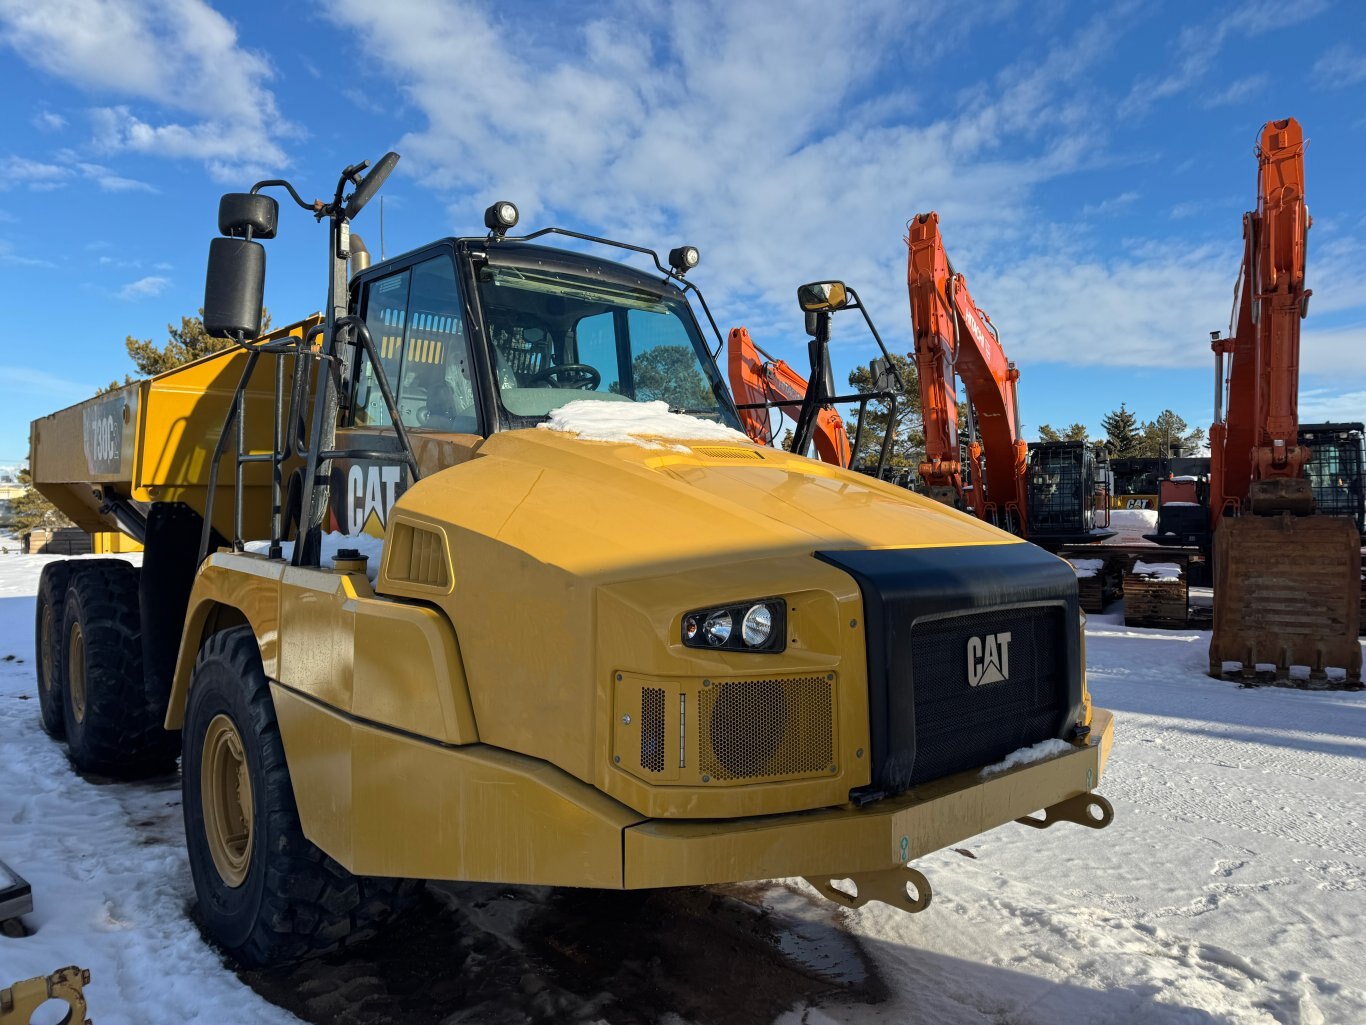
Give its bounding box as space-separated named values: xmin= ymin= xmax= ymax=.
xmin=380 ymin=195 xmax=385 ymax=260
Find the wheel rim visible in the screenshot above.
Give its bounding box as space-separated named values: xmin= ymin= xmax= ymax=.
xmin=39 ymin=603 xmax=54 ymax=695
xmin=67 ymin=621 xmax=86 ymax=723
xmin=201 ymin=713 xmax=254 ymax=888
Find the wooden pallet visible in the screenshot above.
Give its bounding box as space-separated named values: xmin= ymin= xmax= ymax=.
xmin=1124 ymin=565 xmax=1188 ymax=629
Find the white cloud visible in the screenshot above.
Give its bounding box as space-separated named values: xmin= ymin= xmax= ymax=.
xmin=75 ymin=161 xmax=157 ymax=193
xmin=32 ymin=110 xmax=66 ymax=131
xmin=327 ymin=0 xmax=1130 ymax=350
xmin=0 ymin=155 xmax=71 ymax=190
xmin=0 ymin=239 xmax=56 ymax=268
xmin=118 ymin=274 xmax=170 ymax=299
xmin=1121 ymin=1 xmax=1326 ymax=116
xmin=1313 ymin=44 xmax=1366 ymax=89
xmin=0 ymin=366 xmax=93 ymax=398
xmin=0 ymin=0 xmax=294 ymax=181
xmin=1200 ymin=73 xmax=1268 ymax=108
xmin=1081 ymin=192 xmax=1140 ymax=217
xmin=1300 ymin=387 xmax=1366 ymax=424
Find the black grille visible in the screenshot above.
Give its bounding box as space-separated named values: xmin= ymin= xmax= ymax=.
xmin=903 ymin=605 xmax=1068 ymax=785
xmin=818 ymin=544 xmax=1083 ymax=796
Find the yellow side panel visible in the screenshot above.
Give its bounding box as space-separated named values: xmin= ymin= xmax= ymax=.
xmin=92 ymin=531 xmax=143 ymax=554
xmin=271 ymin=685 xmax=639 ymax=886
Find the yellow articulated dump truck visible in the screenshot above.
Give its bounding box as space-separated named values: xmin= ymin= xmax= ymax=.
xmin=30 ymin=154 xmax=1113 ymax=967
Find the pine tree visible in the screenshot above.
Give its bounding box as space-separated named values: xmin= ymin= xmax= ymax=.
xmin=846 ymin=352 xmax=923 ymax=470
xmin=1063 ymin=423 xmax=1089 ymax=442
xmin=124 ymin=307 xmax=271 ymax=377
xmin=1037 ymin=423 xmax=1062 ymax=442
xmin=1135 ymin=409 xmax=1206 ymax=458
xmin=1100 ymin=403 xmax=1140 ymax=456
xmin=10 ymin=463 xmax=71 ymax=534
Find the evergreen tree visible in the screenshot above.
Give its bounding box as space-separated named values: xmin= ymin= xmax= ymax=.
xmin=10 ymin=463 xmax=71 ymax=534
xmin=1135 ymin=409 xmax=1206 ymax=458
xmin=124 ymin=307 xmax=272 ymax=377
xmin=846 ymin=352 xmax=923 ymax=470
xmin=1100 ymin=403 xmax=1140 ymax=456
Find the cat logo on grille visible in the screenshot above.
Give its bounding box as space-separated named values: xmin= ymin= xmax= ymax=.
xmin=966 ymin=631 xmax=1012 ymax=687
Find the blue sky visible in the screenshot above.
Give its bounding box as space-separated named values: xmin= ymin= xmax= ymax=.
xmin=1 ymin=0 xmax=1363 ymax=464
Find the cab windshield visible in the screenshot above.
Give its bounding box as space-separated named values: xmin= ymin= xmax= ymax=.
xmin=475 ymin=263 xmax=739 ymax=429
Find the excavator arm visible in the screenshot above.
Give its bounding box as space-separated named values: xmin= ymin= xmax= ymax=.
xmin=906 ymin=212 xmax=1028 ymax=530
xmin=727 ymin=326 xmax=852 ymax=467
xmin=1210 ymin=117 xmax=1313 ymax=522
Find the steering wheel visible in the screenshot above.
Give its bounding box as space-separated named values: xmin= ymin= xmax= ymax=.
xmin=530 ymin=363 xmax=601 ymax=390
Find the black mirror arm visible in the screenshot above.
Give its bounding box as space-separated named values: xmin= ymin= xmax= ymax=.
xmin=250 ymin=178 xmax=317 ymax=213
xmin=845 ymin=287 xmax=905 ymax=393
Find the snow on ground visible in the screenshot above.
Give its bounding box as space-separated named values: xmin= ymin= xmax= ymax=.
xmin=1132 ymin=560 xmax=1184 ymax=580
xmin=0 ymin=555 xmax=297 ymax=1025
xmin=1 ymin=553 xmax=1364 ymax=1024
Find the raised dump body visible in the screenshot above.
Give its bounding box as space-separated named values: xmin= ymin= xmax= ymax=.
xmin=30 ymin=317 xmax=319 ymax=542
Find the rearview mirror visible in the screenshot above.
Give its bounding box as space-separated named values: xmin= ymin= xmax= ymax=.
xmin=797 ymin=280 xmax=849 ymax=313
xmin=204 ymin=238 xmax=264 ymax=339
xmin=344 ymin=151 xmax=400 ymax=220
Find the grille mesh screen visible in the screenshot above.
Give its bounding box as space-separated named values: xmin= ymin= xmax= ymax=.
xmin=905 ymin=605 xmax=1066 ymax=785
xmin=640 ymin=687 xmax=666 ymax=773
xmin=699 ymin=676 xmax=833 ymax=781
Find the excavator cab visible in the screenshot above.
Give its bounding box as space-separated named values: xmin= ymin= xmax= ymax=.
xmin=1300 ymin=422 xmax=1365 ymax=536
xmin=1024 ymin=441 xmax=1114 ymax=547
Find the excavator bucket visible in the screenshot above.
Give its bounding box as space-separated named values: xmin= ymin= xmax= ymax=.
xmin=1209 ymin=514 xmax=1362 ymax=688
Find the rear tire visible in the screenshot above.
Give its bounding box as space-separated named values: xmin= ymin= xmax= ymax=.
xmin=35 ymin=561 xmax=75 ymax=736
xmin=60 ymin=562 xmax=178 ymax=777
xmin=182 ymin=626 xmax=418 ymax=968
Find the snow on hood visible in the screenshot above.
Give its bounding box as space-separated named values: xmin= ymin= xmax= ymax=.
xmin=538 ymin=399 xmax=752 ymax=451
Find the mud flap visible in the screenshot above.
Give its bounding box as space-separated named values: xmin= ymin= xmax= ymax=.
xmin=1210 ymin=514 xmax=1362 ymax=688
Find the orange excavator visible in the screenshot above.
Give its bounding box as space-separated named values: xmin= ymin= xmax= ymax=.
xmin=728 ymin=282 xmax=905 ymax=478
xmin=1198 ymin=117 xmax=1359 ymax=685
xmin=907 ymin=213 xmax=1110 ymax=545
xmin=727 ymin=327 xmax=852 ymax=466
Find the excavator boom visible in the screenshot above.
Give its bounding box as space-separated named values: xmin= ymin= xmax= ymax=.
xmin=727 ymin=326 xmax=852 ymax=467
xmin=906 ymin=213 xmax=1025 ymax=533
xmin=1206 ymin=117 xmax=1360 ymax=687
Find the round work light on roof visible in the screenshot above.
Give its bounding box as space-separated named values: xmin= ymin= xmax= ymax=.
xmin=668 ymin=245 xmax=700 ymax=275
xmin=484 ymin=200 xmax=519 ymax=236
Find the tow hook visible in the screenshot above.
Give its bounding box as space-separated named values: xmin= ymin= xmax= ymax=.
xmin=1015 ymin=792 xmax=1114 ymax=830
xmin=805 ymin=864 xmax=933 ymax=914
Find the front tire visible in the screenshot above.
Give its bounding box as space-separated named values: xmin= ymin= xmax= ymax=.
xmin=60 ymin=562 xmax=177 ymax=777
xmin=182 ymin=626 xmax=418 ymax=968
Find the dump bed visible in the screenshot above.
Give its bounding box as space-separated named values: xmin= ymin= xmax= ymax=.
xmin=30 ymin=317 xmax=320 ymax=539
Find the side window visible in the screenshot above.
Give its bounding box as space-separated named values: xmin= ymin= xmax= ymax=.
xmin=353 ymin=255 xmax=477 ymax=433
xmin=354 ymin=269 xmax=410 ymax=427
xmin=571 ymin=312 xmax=621 ymax=394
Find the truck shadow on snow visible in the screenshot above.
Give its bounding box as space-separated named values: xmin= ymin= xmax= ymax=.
xmin=233 ymin=880 xmax=1237 ymax=1025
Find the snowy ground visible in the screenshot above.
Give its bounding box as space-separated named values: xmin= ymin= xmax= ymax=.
xmin=1 ymin=553 xmax=1364 ymax=1025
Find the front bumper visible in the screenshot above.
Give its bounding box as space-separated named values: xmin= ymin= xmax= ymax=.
xmin=622 ymin=706 xmax=1113 ymax=888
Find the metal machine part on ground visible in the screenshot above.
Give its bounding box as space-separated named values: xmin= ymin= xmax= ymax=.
xmin=0 ymin=967 xmax=91 ymax=1025
xmin=29 ymin=153 xmax=1114 ymax=968
xmin=1204 ymin=118 xmax=1360 ymax=686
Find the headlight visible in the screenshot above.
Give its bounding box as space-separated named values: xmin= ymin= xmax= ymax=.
xmin=741 ymin=604 xmax=772 ymax=647
xmin=682 ymin=599 xmax=785 ymax=653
